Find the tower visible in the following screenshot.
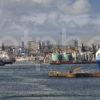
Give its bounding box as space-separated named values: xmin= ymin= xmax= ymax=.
xmin=22 ymin=41 xmax=25 ymax=48
xmin=2 ymin=43 xmax=5 ymax=51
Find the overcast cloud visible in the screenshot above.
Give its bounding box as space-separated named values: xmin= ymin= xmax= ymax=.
xmin=0 ymin=0 xmax=100 ymax=45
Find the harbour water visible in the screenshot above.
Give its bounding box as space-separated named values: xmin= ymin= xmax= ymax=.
xmin=0 ymin=64 xmax=100 ymax=100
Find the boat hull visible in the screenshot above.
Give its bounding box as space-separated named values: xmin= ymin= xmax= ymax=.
xmin=96 ymin=60 xmax=100 ymax=70
xmin=0 ymin=60 xmax=5 ymax=66
xmin=50 ymin=61 xmax=96 ymax=65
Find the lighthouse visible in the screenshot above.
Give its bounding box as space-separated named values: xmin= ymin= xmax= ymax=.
xmin=96 ymin=49 xmax=100 ymax=70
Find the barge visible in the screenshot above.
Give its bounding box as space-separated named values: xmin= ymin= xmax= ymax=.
xmin=48 ymin=71 xmax=100 ymax=78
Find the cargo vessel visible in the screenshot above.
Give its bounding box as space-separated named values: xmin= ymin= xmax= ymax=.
xmin=50 ymin=52 xmax=95 ymax=65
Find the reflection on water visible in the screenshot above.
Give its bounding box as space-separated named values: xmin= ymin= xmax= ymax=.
xmin=0 ymin=64 xmax=100 ymax=100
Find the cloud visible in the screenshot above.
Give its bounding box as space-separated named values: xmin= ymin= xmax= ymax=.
xmin=0 ymin=0 xmax=100 ymax=44
xmin=57 ymin=0 xmax=91 ymax=15
xmin=72 ymin=0 xmax=90 ymax=14
xmin=59 ymin=14 xmax=90 ymax=27
xmin=21 ymin=13 xmax=47 ymax=25
xmin=15 ymin=0 xmax=54 ymax=5
xmin=31 ymin=0 xmax=53 ymax=4
xmin=15 ymin=0 xmax=90 ymax=15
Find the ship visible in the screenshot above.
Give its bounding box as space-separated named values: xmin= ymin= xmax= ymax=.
xmin=50 ymin=61 xmax=96 ymax=65
xmin=49 ymin=52 xmax=96 ymax=65
xmin=0 ymin=50 xmax=15 ymax=65
xmin=48 ymin=50 xmax=100 ymax=78
xmin=0 ymin=59 xmax=5 ymax=66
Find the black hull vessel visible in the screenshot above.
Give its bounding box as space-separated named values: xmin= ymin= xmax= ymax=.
xmin=2 ymin=58 xmax=16 ymax=64
xmin=0 ymin=60 xmax=5 ymax=66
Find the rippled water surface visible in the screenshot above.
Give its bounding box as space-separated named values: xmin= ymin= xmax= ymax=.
xmin=0 ymin=63 xmax=100 ymax=100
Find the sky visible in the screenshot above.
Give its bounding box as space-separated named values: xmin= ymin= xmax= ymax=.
xmin=0 ymin=0 xmax=100 ymax=45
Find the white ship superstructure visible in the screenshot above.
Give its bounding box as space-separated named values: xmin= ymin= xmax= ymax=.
xmin=0 ymin=50 xmax=10 ymax=60
xmin=96 ymin=49 xmax=100 ymax=62
xmin=96 ymin=49 xmax=100 ymax=70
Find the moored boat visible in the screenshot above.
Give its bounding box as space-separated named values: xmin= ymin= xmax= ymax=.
xmin=50 ymin=61 xmax=96 ymax=65
xmin=49 ymin=51 xmax=96 ymax=65
xmin=0 ymin=60 xmax=5 ymax=66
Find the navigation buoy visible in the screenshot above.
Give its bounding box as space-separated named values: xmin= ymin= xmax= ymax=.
xmin=96 ymin=49 xmax=100 ymax=70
